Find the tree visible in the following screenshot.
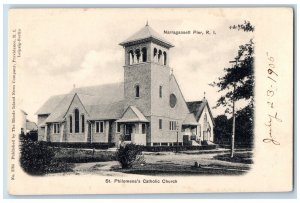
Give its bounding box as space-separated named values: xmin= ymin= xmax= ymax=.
xmin=211 ymin=39 xmax=254 ymax=157
xmin=214 ymin=115 xmax=232 ymax=145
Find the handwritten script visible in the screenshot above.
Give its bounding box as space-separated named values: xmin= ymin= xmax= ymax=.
xmin=263 ymin=52 xmax=282 ymax=145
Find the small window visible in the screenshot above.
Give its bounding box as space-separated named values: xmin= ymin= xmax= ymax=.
xmin=159 ymin=85 xmax=163 ymax=98
xmin=81 ymin=115 xmax=85 ymax=133
xmin=163 ymin=51 xmax=167 ymax=65
xmin=159 ymin=119 xmax=162 ymax=130
xmin=69 ymin=115 xmax=72 ymax=133
xmin=169 ymin=121 xmax=177 ymax=131
xmin=74 ymin=109 xmax=79 ymax=133
xmin=142 ymin=47 xmax=147 ymax=62
xmin=135 ymin=85 xmax=140 ymax=98
xmin=53 ymin=123 xmax=60 ymax=134
xmin=169 ymin=94 xmax=177 ymax=108
xmin=129 ymin=50 xmax=134 ymax=65
xmin=116 ymin=123 xmax=121 ymax=133
xmin=95 ymin=121 xmax=104 ymax=133
xmin=142 ymin=124 xmax=146 ymax=134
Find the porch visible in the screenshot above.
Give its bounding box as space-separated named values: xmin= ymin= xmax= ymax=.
xmin=116 ymin=106 xmax=149 ymax=146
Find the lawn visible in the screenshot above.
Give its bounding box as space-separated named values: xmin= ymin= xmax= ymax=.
xmin=113 ymin=151 xmax=252 ymax=176
xmin=45 ymin=147 xmax=116 ymax=174
xmin=45 ymin=148 xmax=253 ymax=176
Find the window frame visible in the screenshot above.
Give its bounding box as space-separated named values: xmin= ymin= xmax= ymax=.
xmin=81 ymin=114 xmax=85 ymax=133
xmin=135 ymin=84 xmax=140 ymax=98
xmin=159 ymin=119 xmax=162 ymax=130
xmin=116 ymin=122 xmax=121 ymax=133
xmin=53 ymin=123 xmax=60 ymax=134
xmin=95 ymin=121 xmax=104 ymax=133
xmin=142 ymin=123 xmax=146 ymax=134
xmin=159 ymin=85 xmax=163 ymax=98
xmin=74 ymin=108 xmax=80 ymax=133
xmin=169 ymin=121 xmax=177 ymax=131
xmin=69 ymin=115 xmax=72 ymax=133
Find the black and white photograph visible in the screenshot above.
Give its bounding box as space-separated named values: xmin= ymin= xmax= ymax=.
xmin=7 ymin=8 xmax=293 ymax=194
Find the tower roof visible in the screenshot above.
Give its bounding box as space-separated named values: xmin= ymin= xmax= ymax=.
xmin=119 ymin=24 xmax=174 ymax=48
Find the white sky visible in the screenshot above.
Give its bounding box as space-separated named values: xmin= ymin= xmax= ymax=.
xmin=13 ymin=9 xmax=254 ymax=122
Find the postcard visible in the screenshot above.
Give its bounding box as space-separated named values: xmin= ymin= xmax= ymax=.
xmin=7 ymin=8 xmax=294 ymax=195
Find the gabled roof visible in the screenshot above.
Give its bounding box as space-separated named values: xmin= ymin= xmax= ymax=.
xmin=70 ymin=82 xmax=124 ymax=104
xmin=116 ymin=106 xmax=149 ymax=123
xmin=186 ymin=99 xmax=215 ymax=125
xmin=43 ymin=94 xmax=75 ymax=123
xmin=35 ymin=94 xmax=66 ymax=115
xmin=36 ymin=82 xmax=124 ymax=116
xmin=182 ymin=113 xmax=199 ymax=126
xmin=26 ymin=121 xmax=38 ymax=131
xmin=86 ymin=101 xmax=125 ymax=120
xmin=119 ymin=24 xmax=174 ymax=48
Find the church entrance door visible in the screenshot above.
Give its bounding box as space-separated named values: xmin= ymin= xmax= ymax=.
xmin=124 ymin=124 xmax=133 ymax=141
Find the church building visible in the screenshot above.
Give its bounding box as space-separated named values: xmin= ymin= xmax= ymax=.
xmin=36 ymin=24 xmax=215 ymax=147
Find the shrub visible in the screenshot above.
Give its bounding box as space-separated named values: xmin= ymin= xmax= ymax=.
xmin=116 ymin=143 xmax=144 ymax=169
xmin=19 ymin=134 xmax=55 ymax=175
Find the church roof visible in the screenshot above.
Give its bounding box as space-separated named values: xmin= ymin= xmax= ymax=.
xmin=116 ymin=106 xmax=149 ymax=123
xmin=119 ymin=24 xmax=174 ymax=48
xmin=186 ymin=99 xmax=215 ymax=125
xmin=36 ymin=82 xmax=124 ymax=116
xmin=35 ymin=94 xmax=66 ymax=115
xmin=37 ymin=82 xmax=125 ymax=123
xmin=44 ymin=94 xmax=75 ymax=123
xmin=86 ymin=101 xmax=125 ymax=120
xmin=70 ymin=82 xmax=124 ymax=103
xmin=182 ymin=113 xmax=199 ymax=126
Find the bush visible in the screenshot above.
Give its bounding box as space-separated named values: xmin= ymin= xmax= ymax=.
xmin=116 ymin=144 xmax=144 ymax=169
xmin=20 ymin=134 xmax=55 ymax=175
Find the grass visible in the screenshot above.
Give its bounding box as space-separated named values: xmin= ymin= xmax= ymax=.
xmin=115 ymin=162 xmax=248 ymax=176
xmin=42 ymin=147 xmax=117 ymax=174
xmin=113 ymin=151 xmax=252 ymax=176
xmin=213 ymin=152 xmax=253 ymax=164
xmin=43 ymin=147 xmax=253 ymax=176
xmin=53 ymin=147 xmax=116 ymax=163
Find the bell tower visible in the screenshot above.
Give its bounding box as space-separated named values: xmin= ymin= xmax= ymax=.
xmin=119 ymin=23 xmax=174 ymax=118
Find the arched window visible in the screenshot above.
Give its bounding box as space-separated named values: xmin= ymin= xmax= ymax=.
xmin=163 ymin=51 xmax=167 ymax=65
xmin=142 ymin=47 xmax=147 ymax=62
xmin=153 ymin=48 xmax=157 ymax=62
xmin=128 ymin=50 xmax=134 ymax=65
xmin=69 ymin=115 xmax=72 ymax=133
xmin=135 ymin=85 xmax=140 ymax=98
xmin=159 ymin=85 xmax=163 ymax=98
xmin=135 ymin=49 xmax=141 ymax=63
xmin=74 ymin=109 xmax=79 ymax=133
xmin=158 ymin=50 xmax=162 ymax=64
xmin=81 ymin=114 xmax=85 ymax=133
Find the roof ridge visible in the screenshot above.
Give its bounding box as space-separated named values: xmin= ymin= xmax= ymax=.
xmin=73 ymin=82 xmax=123 ymax=89
xmin=86 ymin=100 xmax=124 ymax=107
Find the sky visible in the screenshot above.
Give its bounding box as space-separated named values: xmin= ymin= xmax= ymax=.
xmin=13 ymin=9 xmax=254 ymax=122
